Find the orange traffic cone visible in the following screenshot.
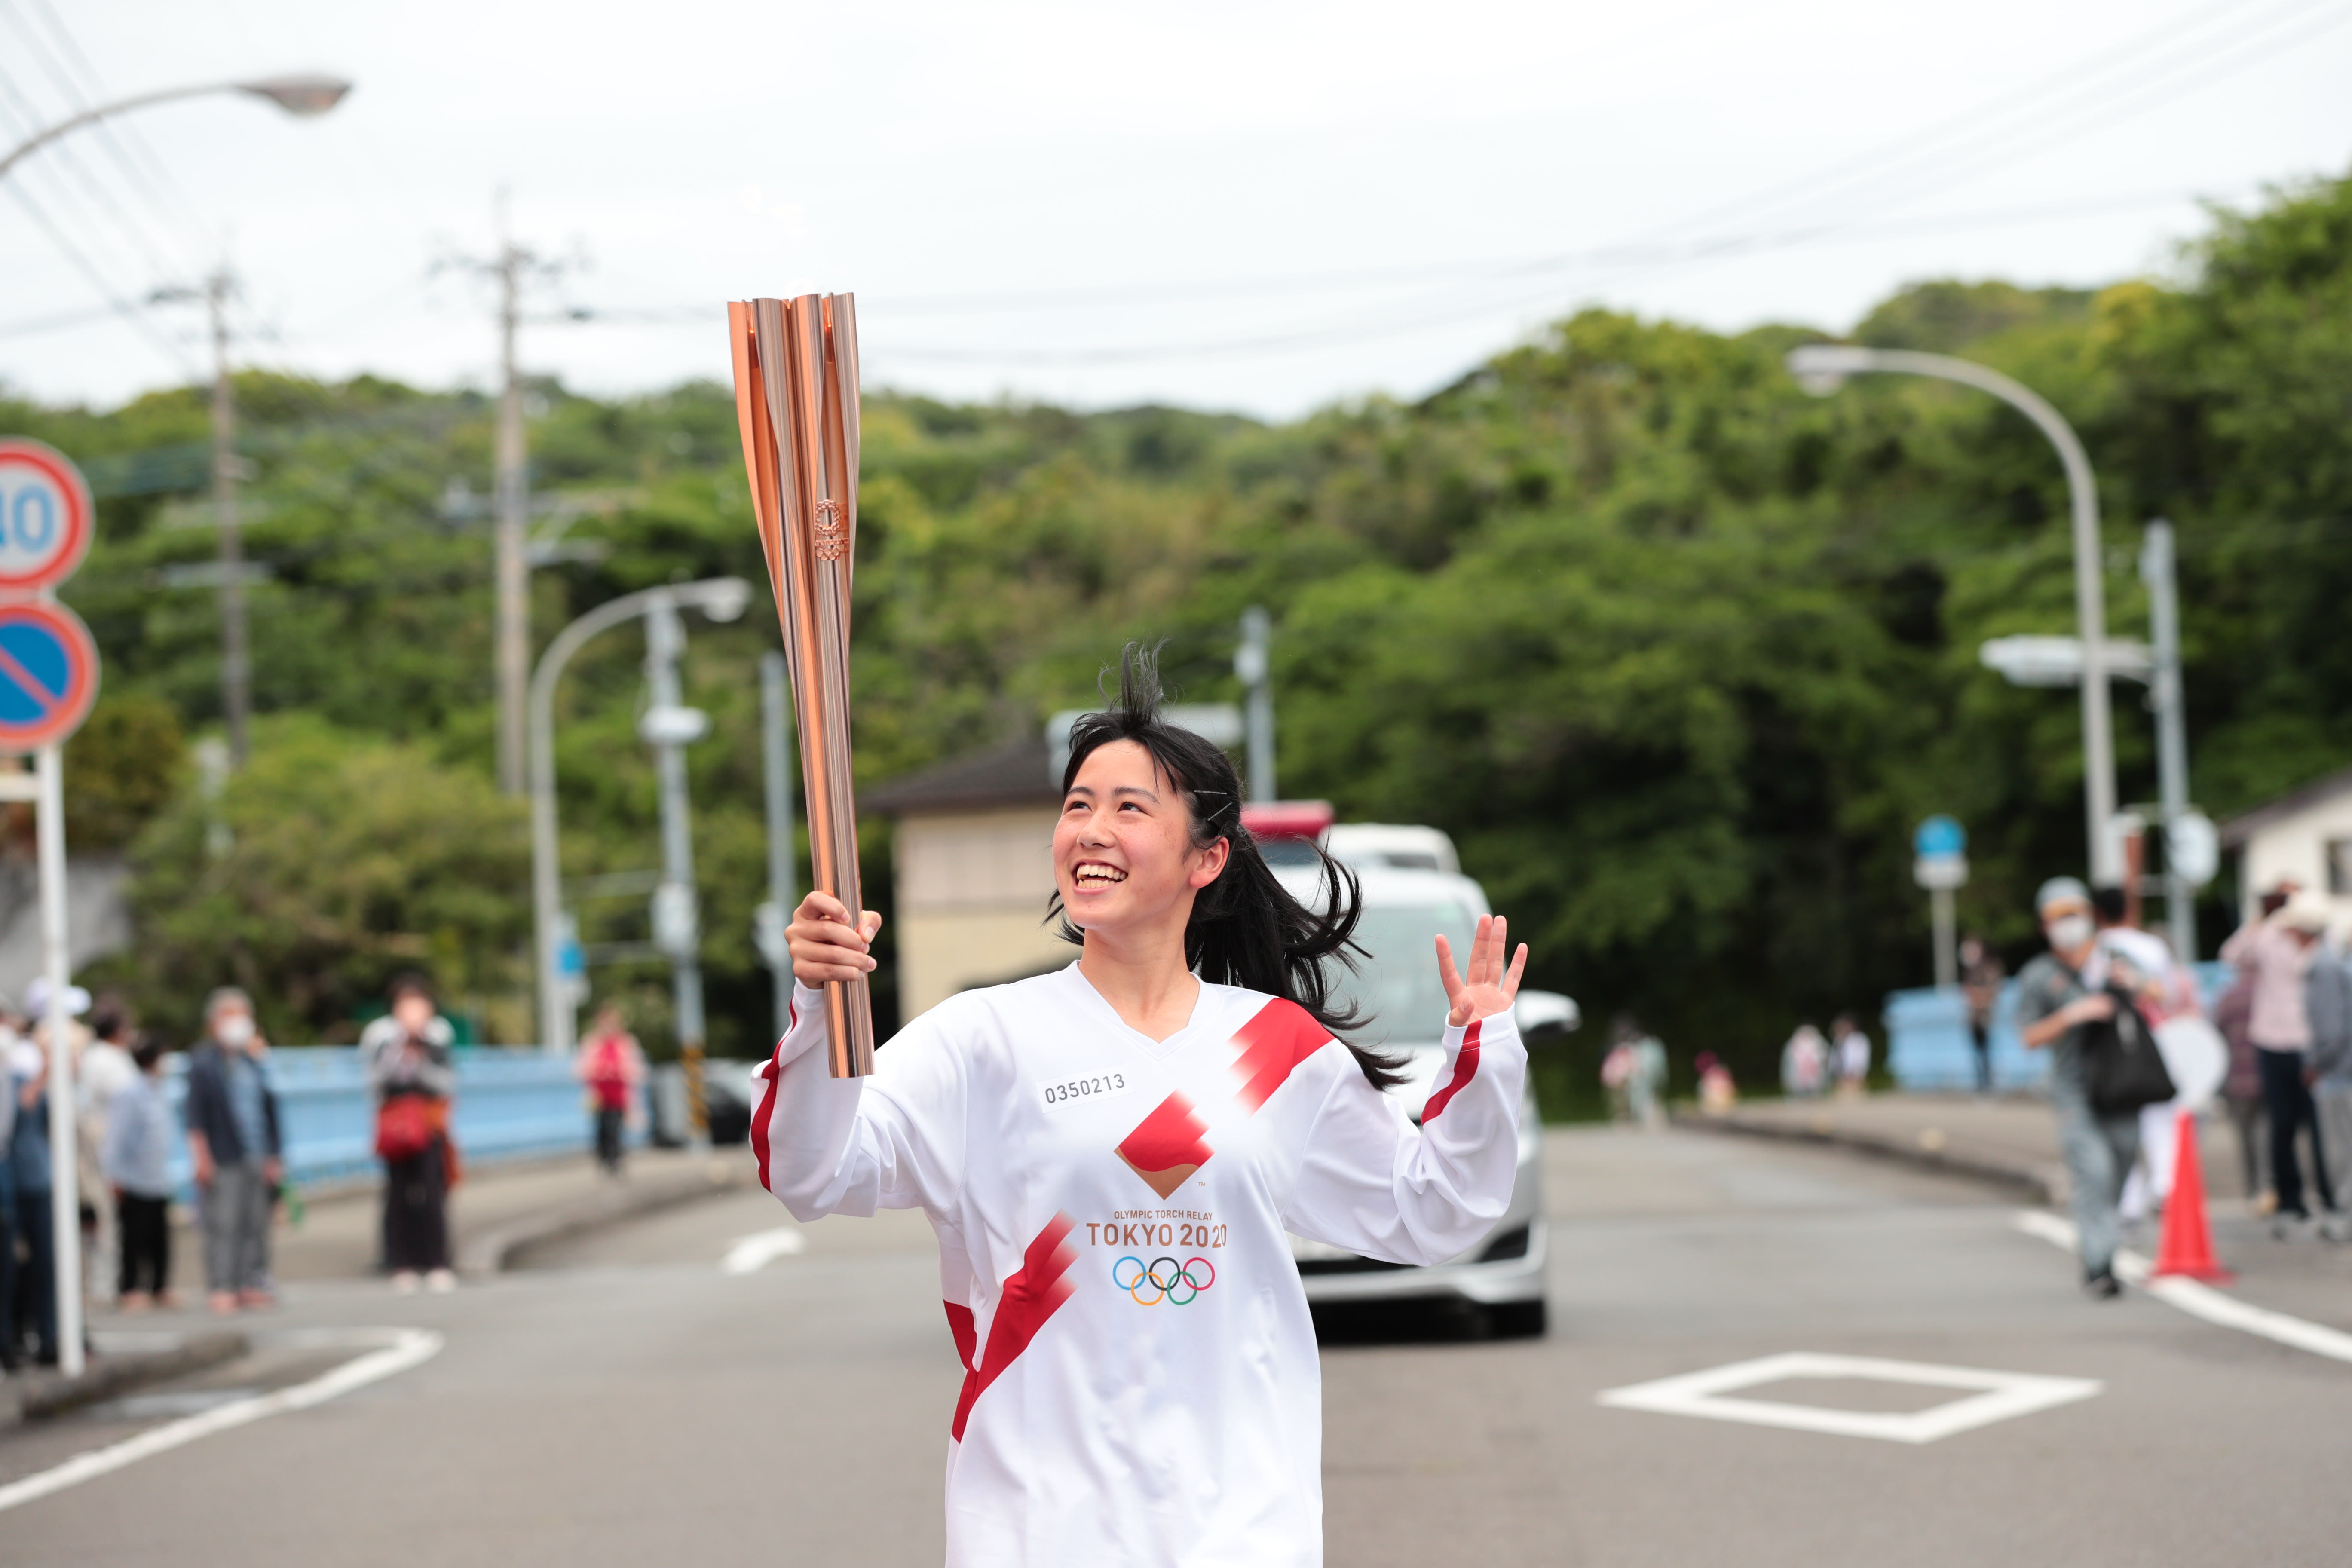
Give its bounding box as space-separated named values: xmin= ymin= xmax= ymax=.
xmin=2151 ymin=1107 xmax=2233 ymax=1283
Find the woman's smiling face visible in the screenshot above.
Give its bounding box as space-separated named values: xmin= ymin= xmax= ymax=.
xmin=1054 ymin=739 xmax=1228 ymax=934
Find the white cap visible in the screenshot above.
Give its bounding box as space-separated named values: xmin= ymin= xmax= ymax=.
xmin=24 ymin=978 xmax=91 ymax=1018
xmin=2034 ymin=876 xmax=2091 ymax=915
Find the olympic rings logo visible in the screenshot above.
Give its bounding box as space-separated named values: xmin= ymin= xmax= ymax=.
xmin=1113 ymin=1254 xmax=1216 ymax=1305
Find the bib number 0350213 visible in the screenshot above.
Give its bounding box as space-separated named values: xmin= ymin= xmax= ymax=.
xmin=1042 ymin=1071 xmax=1129 ymax=1107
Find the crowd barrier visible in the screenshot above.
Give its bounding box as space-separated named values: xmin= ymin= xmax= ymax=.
xmin=154 ymin=1046 xmax=620 ymax=1195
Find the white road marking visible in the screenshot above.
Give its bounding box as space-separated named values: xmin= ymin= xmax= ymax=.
xmin=2012 ymin=1210 xmax=2352 ymax=1365
xmin=1597 ymin=1351 xmax=2100 ymax=1444
xmin=0 ymin=1327 xmax=443 ymax=1515
xmin=721 ymin=1226 xmax=808 ymax=1275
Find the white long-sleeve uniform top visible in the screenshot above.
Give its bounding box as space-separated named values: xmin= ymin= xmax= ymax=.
xmin=755 ymin=961 xmax=1526 ymax=1568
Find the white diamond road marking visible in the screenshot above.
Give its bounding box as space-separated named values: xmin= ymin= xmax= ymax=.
xmin=1596 ymin=1351 xmax=2102 ymax=1444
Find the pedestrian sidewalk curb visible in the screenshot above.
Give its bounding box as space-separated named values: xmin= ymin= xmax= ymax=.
xmin=1673 ymin=1107 xmax=2068 ymax=1206
xmin=0 ymin=1328 xmax=249 ymax=1430
xmin=456 ymin=1158 xmax=749 ymax=1275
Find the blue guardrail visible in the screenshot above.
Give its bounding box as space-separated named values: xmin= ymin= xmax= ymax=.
xmin=1884 ymin=961 xmax=2233 ymax=1092
xmin=156 ymin=1046 xmax=629 ymax=1197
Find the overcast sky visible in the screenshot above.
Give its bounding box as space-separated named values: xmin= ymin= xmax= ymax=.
xmin=4 ymin=0 xmax=2349 ymax=420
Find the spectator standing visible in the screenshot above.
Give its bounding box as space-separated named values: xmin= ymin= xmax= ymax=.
xmin=2300 ymin=932 xmax=2352 ymax=1240
xmin=1780 ymin=1023 xmax=1828 ymax=1098
xmin=2220 ymin=897 xmax=2342 ymax=1237
xmin=104 ymin=1037 xmax=178 ymax=1308
xmin=7 ymin=1017 xmax=61 ymax=1362
xmin=78 ymin=999 xmax=138 ymax=1308
xmin=184 ymin=987 xmax=283 ymax=1314
xmin=2213 ymin=972 xmax=2269 ymax=1213
xmin=0 ymin=1001 xmax=17 ymax=1366
xmin=1623 ymin=1019 xmax=1668 ymax=1130
xmin=1958 ymin=936 xmax=2006 ymax=1093
xmin=1599 ymin=1038 xmax=1635 ymax=1123
xmin=1831 ymin=1014 xmax=1871 ymax=1098
xmin=575 ymin=1004 xmax=646 ymax=1176
xmin=361 ymin=976 xmax=456 ymax=1293
xmin=1695 ymin=1051 xmax=1738 ymax=1114
xmin=2013 ymin=877 xmax=2137 ymax=1298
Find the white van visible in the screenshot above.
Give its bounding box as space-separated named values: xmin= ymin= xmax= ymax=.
xmin=1258 ymin=812 xmax=1576 ymax=1336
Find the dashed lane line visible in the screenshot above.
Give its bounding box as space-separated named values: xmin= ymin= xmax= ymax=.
xmin=2012 ymin=1210 xmax=2352 ymax=1365
xmin=0 ymin=1327 xmax=444 ymax=1514
xmin=720 ymin=1226 xmax=808 ymax=1275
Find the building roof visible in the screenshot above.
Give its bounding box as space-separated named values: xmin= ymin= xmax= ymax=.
xmin=864 ymin=736 xmax=1059 ymax=816
xmin=2219 ymin=762 xmax=2352 ymax=848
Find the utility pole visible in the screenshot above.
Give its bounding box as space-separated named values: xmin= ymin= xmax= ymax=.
xmin=207 ymin=271 xmax=250 ymax=767
xmin=1236 ymin=605 xmax=1275 ymax=802
xmin=493 ymin=203 xmax=530 ymax=796
xmin=758 ymin=651 xmax=796 ymax=1044
xmin=641 ymin=593 xmax=709 ymax=1144
xmin=2142 ymin=519 xmax=2196 ymax=962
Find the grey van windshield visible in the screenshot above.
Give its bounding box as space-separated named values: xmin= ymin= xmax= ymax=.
xmin=1328 ymin=901 xmax=1480 ymax=1049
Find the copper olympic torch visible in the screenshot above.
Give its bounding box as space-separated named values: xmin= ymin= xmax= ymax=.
xmin=728 ymin=294 xmax=876 ymax=1076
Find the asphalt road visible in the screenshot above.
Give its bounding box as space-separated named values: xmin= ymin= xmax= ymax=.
xmin=4 ymin=1128 xmax=2348 ymax=1566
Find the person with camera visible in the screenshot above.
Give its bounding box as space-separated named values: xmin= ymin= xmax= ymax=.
xmin=2014 ymin=877 xmax=2147 ymax=1299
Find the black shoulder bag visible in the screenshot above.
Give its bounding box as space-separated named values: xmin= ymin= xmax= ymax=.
xmin=2082 ymin=985 xmax=2176 ymax=1114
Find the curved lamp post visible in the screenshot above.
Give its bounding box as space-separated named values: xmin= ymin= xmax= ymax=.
xmin=530 ymin=578 xmax=752 ymax=1055
xmin=0 ymin=74 xmax=352 ymax=184
xmin=1787 ymin=344 xmax=2122 ymax=885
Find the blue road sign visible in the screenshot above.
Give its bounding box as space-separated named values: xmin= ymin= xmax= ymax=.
xmin=0 ymin=600 xmax=98 ymax=752
xmin=1914 ymin=815 xmax=1966 ymax=860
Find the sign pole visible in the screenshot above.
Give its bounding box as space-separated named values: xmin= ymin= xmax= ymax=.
xmin=1913 ymin=815 xmax=1969 ymax=994
xmin=38 ymin=739 xmax=83 ymax=1375
xmin=1930 ymin=886 xmax=1957 ymax=990
xmin=0 ymin=441 xmax=101 ymax=1377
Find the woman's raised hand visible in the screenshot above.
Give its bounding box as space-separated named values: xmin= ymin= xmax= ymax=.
xmin=789 ymin=891 xmax=883 ymax=986
xmin=1435 ymin=914 xmax=1529 ymax=1029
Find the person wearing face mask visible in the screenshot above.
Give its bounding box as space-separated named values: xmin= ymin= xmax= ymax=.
xmin=2013 ymin=878 xmax=2137 ymax=1298
xmin=360 ymin=975 xmax=457 ymax=1292
xmin=2221 ymin=894 xmax=2340 ymax=1238
xmin=182 ymin=986 xmax=283 ymax=1314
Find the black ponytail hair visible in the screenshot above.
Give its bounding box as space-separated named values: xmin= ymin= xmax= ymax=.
xmin=1047 ymin=642 xmax=1403 ymax=1090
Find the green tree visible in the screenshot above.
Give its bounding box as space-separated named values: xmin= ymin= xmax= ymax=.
xmin=117 ymin=716 xmax=526 ymax=1044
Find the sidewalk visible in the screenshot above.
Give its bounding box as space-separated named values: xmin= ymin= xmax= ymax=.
xmin=1687 ymin=1092 xmax=2352 ymax=1332
xmin=160 ymin=1145 xmax=750 ymax=1283
xmin=4 ymin=1148 xmax=749 ymax=1427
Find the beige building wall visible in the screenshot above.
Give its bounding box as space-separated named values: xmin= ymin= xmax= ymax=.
xmin=2241 ymin=791 xmax=2352 ymax=932
xmin=894 ymin=806 xmax=1069 ymax=1017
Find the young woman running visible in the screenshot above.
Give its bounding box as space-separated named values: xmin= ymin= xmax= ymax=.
xmin=761 ymin=650 xmax=1530 ymax=1567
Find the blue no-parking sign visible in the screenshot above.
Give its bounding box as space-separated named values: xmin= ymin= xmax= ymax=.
xmin=0 ymin=440 xmax=100 ymax=753
xmin=0 ymin=600 xmax=98 ymax=753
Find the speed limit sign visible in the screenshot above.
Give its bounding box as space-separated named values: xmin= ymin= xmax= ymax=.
xmin=0 ymin=438 xmax=94 ymax=594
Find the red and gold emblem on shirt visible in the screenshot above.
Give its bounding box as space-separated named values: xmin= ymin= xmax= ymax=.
xmin=1115 ymin=1093 xmax=1213 ymax=1199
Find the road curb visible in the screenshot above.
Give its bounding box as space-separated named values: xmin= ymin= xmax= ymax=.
xmin=0 ymin=1328 xmax=250 ymax=1429
xmin=457 ymin=1159 xmax=748 ymax=1275
xmin=1675 ymin=1109 xmax=2066 ymax=1205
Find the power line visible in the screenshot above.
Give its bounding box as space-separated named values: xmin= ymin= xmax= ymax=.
xmin=0 ymin=179 xmax=198 ymax=375
xmin=9 ymin=0 xmax=220 ymax=251
xmin=1631 ymin=0 xmax=2294 ymax=244
xmin=0 ymin=60 xmax=181 ymax=285
xmin=0 ymin=12 xmax=205 ymax=285
xmin=1727 ymin=0 xmax=2352 ymax=238
xmin=546 ymin=184 xmax=2247 ymax=365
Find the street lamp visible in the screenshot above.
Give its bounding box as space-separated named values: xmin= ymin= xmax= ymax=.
xmin=1788 ymin=344 xmax=2123 ymax=885
xmin=0 ymin=74 xmax=352 ymax=183
xmin=529 ymin=578 xmax=751 ymax=1056
xmin=1976 ymin=518 xmax=2214 ymax=960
